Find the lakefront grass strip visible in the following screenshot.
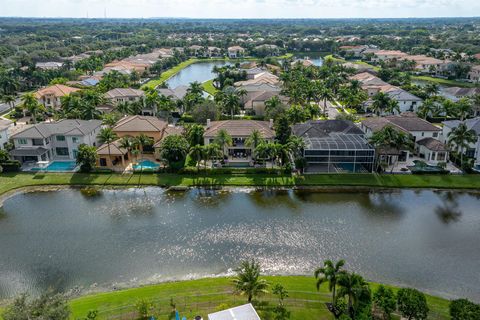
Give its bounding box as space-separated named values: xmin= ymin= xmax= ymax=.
xmin=67 ymin=276 xmax=450 ymax=320
xmin=2 ymin=173 xmax=480 ymax=198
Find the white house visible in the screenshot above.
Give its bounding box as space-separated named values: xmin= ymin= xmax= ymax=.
xmin=442 ymin=118 xmax=480 ymax=167
xmin=227 ymin=46 xmax=245 ymax=58
xmin=208 ymin=304 xmax=260 ymax=320
xmin=10 ymin=119 xmax=102 ymax=164
xmin=0 ymin=119 xmax=12 ymax=150
xmin=467 ymin=65 xmax=480 ymax=83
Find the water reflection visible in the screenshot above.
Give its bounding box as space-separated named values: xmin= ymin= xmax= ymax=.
xmin=434 ymin=191 xmax=462 ymax=224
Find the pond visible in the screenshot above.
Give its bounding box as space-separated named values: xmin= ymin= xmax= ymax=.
xmin=166 ymin=61 xmax=232 ymax=88
xmin=0 ymin=188 xmax=479 ymax=301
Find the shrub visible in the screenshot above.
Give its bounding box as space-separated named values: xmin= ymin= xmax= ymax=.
xmin=449 ymin=299 xmax=480 ymax=320
xmin=396 ymin=288 xmax=429 ymax=320
xmin=0 ymin=160 xmax=21 ymax=172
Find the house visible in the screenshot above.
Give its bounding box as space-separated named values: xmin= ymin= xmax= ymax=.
xmin=227 ymin=46 xmax=245 ymax=58
xmin=292 ymin=59 xmax=315 ymax=67
xmin=234 ymin=71 xmax=280 ymax=87
xmin=351 ymin=72 xmax=422 ymax=113
xmin=97 ymin=115 xmax=169 ymax=169
xmin=398 ymin=55 xmax=452 ymax=75
xmin=35 ymin=84 xmax=80 ymax=110
xmin=35 ymin=62 xmax=64 ymax=70
xmin=104 ymin=60 xmax=149 ymax=74
xmin=0 ymin=119 xmax=12 ymax=150
xmin=254 ymin=44 xmax=280 ymax=56
xmin=188 ymin=45 xmax=203 ymax=56
xmin=371 ymin=50 xmax=408 ymax=62
xmin=158 ymin=86 xmax=189 ymax=101
xmin=208 ymin=304 xmax=260 ymax=320
xmin=203 ymin=119 xmax=275 ymax=165
xmin=238 ymin=84 xmax=287 ymax=116
xmin=361 ymin=113 xmax=447 ymax=165
xmin=104 ymin=88 xmax=145 ymax=106
xmin=339 ymin=45 xmax=368 ymax=58
xmin=293 ymin=120 xmax=375 ymax=173
xmin=441 ymin=87 xmax=480 ymax=116
xmin=442 ymin=118 xmax=480 ymax=168
xmin=10 ymin=119 xmax=102 ymax=164
xmin=466 ymin=65 xmax=480 ymax=83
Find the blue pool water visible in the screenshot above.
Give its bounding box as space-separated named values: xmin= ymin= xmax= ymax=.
xmin=133 ymin=160 xmax=160 ymax=170
xmin=31 ymin=161 xmax=78 ymax=172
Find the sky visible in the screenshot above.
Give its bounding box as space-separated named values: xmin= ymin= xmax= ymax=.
xmin=0 ymin=0 xmax=479 ymax=19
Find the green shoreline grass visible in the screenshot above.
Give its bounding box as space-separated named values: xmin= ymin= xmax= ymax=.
xmin=67 ymin=276 xmax=450 ymax=319
xmin=2 ymin=172 xmax=480 ymax=198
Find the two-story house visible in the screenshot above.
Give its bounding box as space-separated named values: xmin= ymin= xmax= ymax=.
xmin=10 ymin=119 xmax=102 ymax=164
xmin=442 ymin=118 xmax=480 ymax=169
xmin=35 ymin=84 xmax=80 ymax=110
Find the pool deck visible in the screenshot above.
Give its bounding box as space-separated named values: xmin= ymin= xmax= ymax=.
xmin=388 ymin=156 xmax=462 ymax=174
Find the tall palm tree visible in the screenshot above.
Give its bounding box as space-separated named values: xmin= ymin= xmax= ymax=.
xmin=2 ymin=94 xmax=16 ymax=112
xmin=369 ymin=126 xmax=413 ymax=172
xmin=98 ymin=128 xmax=118 ymax=166
xmin=337 ymin=272 xmax=370 ymax=319
xmin=116 ymin=101 xmax=133 ymax=116
xmin=448 ymin=123 xmax=477 ymax=168
xmin=214 ymin=128 xmax=233 ymax=157
xmin=384 ymin=99 xmax=400 ymax=115
xmin=188 ymin=144 xmax=205 ymax=170
xmin=314 ymin=259 xmax=346 ymax=306
xmin=265 ymin=96 xmax=282 ymax=116
xmin=80 ymin=102 xmax=101 ymax=120
xmin=135 ymin=134 xmax=153 ymax=160
xmin=232 ymin=260 xmax=269 ymax=303
xmin=187 ymin=81 xmax=204 ymax=96
xmin=417 ymin=98 xmax=437 ymax=119
xmin=254 ymin=142 xmax=273 ymax=167
xmin=118 ymin=136 xmax=134 ymax=161
xmin=21 ymin=92 xmax=44 ymax=124
xmin=371 ymin=92 xmax=392 ymax=116
xmin=455 ymin=98 xmax=472 ymax=121
xmin=245 ymin=129 xmax=264 ymax=159
xmin=205 ymin=143 xmax=222 ymax=168
xmin=319 ymin=85 xmax=334 ymax=117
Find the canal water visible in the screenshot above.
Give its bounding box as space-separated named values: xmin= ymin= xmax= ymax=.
xmin=166 ymin=61 xmax=232 ymax=88
xmin=0 ymin=188 xmax=479 ymax=301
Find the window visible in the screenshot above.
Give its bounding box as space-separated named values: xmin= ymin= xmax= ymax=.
xmin=433 ymin=132 xmax=438 ymax=138
xmin=56 ymin=135 xmax=66 ymax=142
xmin=73 ymin=150 xmax=78 ymax=159
xmin=99 ymin=158 xmax=107 ymax=166
xmin=72 ymin=137 xmax=79 ymax=143
xmin=32 ymin=139 xmax=44 ymax=146
xmin=56 ymin=147 xmax=69 ymax=156
xmin=18 ymin=138 xmax=27 ymax=145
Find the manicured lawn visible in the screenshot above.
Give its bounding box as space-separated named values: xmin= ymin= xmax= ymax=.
xmin=412 ymin=75 xmax=479 ymax=88
xmin=67 ymin=276 xmax=450 ymax=320
xmin=202 ymin=79 xmax=217 ymax=95
xmin=2 ymin=172 xmax=480 ymax=198
xmin=324 ymin=55 xmax=380 ymax=71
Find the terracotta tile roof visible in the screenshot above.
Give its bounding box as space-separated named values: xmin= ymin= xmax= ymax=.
xmin=228 ymin=46 xmax=245 ymax=51
xmin=361 ymin=114 xmax=440 ymax=133
xmin=35 ymin=84 xmax=80 ymax=99
xmin=153 ymin=126 xmax=185 ymax=147
xmin=204 ymin=120 xmax=275 ymax=138
xmin=105 ymin=88 xmax=145 ymax=99
xmin=416 ymin=137 xmax=448 ymax=151
xmin=97 ymin=139 xmax=128 ymax=156
xmin=234 ymin=72 xmax=280 ymax=86
xmin=113 ymin=115 xmax=168 ymax=133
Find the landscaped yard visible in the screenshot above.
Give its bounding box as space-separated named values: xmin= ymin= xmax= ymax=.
xmin=2 ymin=172 xmax=480 ymax=198
xmin=202 ymin=79 xmax=217 ymax=95
xmin=411 ymin=75 xmax=479 ymax=88
xmin=67 ymin=276 xmax=450 ymax=320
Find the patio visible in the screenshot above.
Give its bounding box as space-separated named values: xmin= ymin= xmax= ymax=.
xmin=386 ymin=155 xmax=462 ymax=174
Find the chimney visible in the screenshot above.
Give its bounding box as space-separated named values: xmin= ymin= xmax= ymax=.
xmin=269 ymin=118 xmax=274 ymax=128
xmin=206 ymin=119 xmax=211 ymax=128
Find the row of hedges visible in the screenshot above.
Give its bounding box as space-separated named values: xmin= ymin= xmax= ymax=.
xmin=179 ymin=166 xmax=289 ymax=175
xmin=0 ymin=160 xmax=21 ymax=173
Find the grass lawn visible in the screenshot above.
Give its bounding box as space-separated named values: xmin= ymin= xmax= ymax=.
xmin=2 ymin=172 xmax=480 ymax=198
xmin=202 ymin=79 xmax=217 ymax=95
xmin=66 ymin=276 xmax=450 ymax=320
xmin=412 ymin=75 xmax=479 ymax=88
xmin=324 ymin=55 xmax=380 ymax=71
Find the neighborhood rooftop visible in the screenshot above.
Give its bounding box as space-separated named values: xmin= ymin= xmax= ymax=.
xmin=11 ymin=120 xmax=102 ymax=139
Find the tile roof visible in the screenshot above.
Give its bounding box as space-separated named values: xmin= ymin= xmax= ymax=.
xmin=443 ymin=117 xmax=480 ymax=134
xmin=0 ymin=119 xmax=12 ymax=131
xmin=105 ymin=88 xmax=145 ymax=99
xmin=293 ymin=120 xmax=364 ymax=138
xmin=35 ymin=84 xmax=80 ymax=99
xmin=97 ymin=139 xmax=128 ymax=156
xmin=12 ymin=119 xmax=102 ymax=139
xmin=416 ymin=137 xmax=448 ymax=151
xmin=113 ymin=115 xmax=168 ymax=132
xmin=234 ymin=72 xmax=280 ymax=86
xmin=362 ymin=114 xmax=440 ymax=133
xmin=158 ymin=86 xmax=188 ymax=100
xmin=204 ymin=120 xmax=275 ymax=138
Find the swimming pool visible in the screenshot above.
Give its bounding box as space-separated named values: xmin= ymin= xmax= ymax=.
xmin=133 ymin=159 xmax=160 ymax=171
xmin=31 ymin=161 xmax=78 ymax=172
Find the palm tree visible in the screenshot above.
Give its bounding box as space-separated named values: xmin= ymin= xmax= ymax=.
xmin=187 ymin=81 xmax=204 ymax=96
xmin=232 ymin=260 xmax=269 ymax=303
xmin=287 ymin=136 xmax=306 ymax=161
xmin=80 ymin=102 xmax=101 ymax=120
xmin=21 ymin=92 xmax=44 ymax=124
xmin=314 ymin=260 xmax=346 ymax=306
xmin=98 ymin=128 xmax=118 ymax=165
xmin=189 ymin=144 xmax=205 ymax=170
xmin=135 ymin=134 xmax=153 ymax=160
xmin=424 ymin=83 xmax=440 ymax=97
xmin=369 ymin=126 xmax=413 ymax=172
xmin=337 ymin=272 xmax=370 ymax=319
xmin=116 ymin=101 xmax=133 ymax=116
xmin=417 ymin=98 xmax=437 ymax=119
xmin=245 ymin=130 xmax=264 ymax=159
xmin=2 ymin=94 xmax=16 ymax=112
xmin=118 ymin=136 xmax=134 ymax=160
xmin=384 ymin=99 xmax=400 ymax=115
xmin=371 ymin=92 xmax=392 ymax=116
xmin=319 ymin=85 xmax=334 ymax=117
xmin=221 ymin=91 xmax=241 ymax=119
xmin=448 ymin=123 xmax=477 ymax=168
xmin=254 ymin=142 xmax=273 ymax=167
xmin=205 ymin=143 xmax=222 ymax=168
xmin=102 ymin=113 xmax=120 ymax=128
xmin=455 ymin=98 xmax=472 ymax=121
xmin=214 ymin=129 xmax=233 ymax=157
xmin=265 ymin=96 xmax=282 ymax=116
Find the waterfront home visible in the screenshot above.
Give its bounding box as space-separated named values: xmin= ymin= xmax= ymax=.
xmin=398 ymin=55 xmax=452 ymax=75
xmin=104 ymin=88 xmax=145 ymax=106
xmin=339 ymin=45 xmax=369 ymax=58
xmin=351 ymin=72 xmax=423 ymax=113
xmin=158 ymin=86 xmax=188 ymax=101
xmin=234 ymin=71 xmax=280 ymax=87
xmin=208 ymin=303 xmax=260 ymax=320
xmin=35 ymin=84 xmax=80 ymax=110
xmin=371 ymin=50 xmax=408 ymax=62
xmin=227 ymin=46 xmax=245 ymax=58
xmin=10 ymin=119 xmax=102 ymax=164
xmin=254 ymin=44 xmax=280 ymax=56
xmin=97 ymin=115 xmax=170 ymax=169
xmin=361 ymin=113 xmax=448 ymax=165
xmin=104 ymin=60 xmax=150 ymax=74
xmin=239 ymin=84 xmax=288 ymax=116
xmin=293 ymin=120 xmax=375 ymax=173
xmin=442 ymin=118 xmax=480 ymax=168
xmin=0 ymin=119 xmax=12 ymax=150
xmin=203 ymin=119 xmax=275 ymax=165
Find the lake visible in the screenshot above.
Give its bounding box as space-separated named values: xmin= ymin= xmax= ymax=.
xmin=0 ymin=188 xmax=479 ymax=301
xmin=166 ymin=61 xmax=232 ymax=88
